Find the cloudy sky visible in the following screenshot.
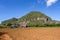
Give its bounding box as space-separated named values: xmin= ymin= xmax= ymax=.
xmin=0 ymin=0 xmax=60 ymax=23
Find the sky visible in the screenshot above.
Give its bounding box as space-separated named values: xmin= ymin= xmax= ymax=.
xmin=0 ymin=0 xmax=60 ymax=23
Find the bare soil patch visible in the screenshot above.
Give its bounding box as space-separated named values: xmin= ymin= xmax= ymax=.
xmin=0 ymin=28 xmax=60 ymax=40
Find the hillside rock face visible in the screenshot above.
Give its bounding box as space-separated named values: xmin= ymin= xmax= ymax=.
xmin=19 ymin=12 xmax=52 ymax=22
xmin=19 ymin=11 xmax=52 ymax=27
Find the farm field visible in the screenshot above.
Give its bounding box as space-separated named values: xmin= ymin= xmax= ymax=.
xmin=0 ymin=28 xmax=60 ymax=40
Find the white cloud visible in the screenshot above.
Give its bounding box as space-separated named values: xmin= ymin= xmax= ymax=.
xmin=46 ymin=0 xmax=58 ymax=7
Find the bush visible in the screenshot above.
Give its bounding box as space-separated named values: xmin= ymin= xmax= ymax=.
xmin=44 ymin=24 xmax=60 ymax=27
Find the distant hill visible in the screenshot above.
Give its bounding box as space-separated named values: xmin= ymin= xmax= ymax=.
xmin=1 ymin=18 xmax=18 ymax=25
xmin=18 ymin=11 xmax=52 ymax=27
xmin=1 ymin=18 xmax=18 ymax=28
xmin=1 ymin=11 xmax=60 ymax=28
xmin=19 ymin=11 xmax=52 ymax=22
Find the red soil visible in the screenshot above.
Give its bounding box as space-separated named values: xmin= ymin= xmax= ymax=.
xmin=0 ymin=28 xmax=60 ymax=40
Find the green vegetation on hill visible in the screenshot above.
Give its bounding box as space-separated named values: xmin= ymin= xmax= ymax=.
xmin=0 ymin=11 xmax=60 ymax=28
xmin=19 ymin=11 xmax=52 ymax=22
xmin=2 ymin=18 xmax=18 ymax=25
xmin=1 ymin=18 xmax=19 ymax=28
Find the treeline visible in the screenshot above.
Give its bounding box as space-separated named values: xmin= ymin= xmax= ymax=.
xmin=26 ymin=21 xmax=60 ymax=27
xmin=0 ymin=23 xmax=60 ymax=28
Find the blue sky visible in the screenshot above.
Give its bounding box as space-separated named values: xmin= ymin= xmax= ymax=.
xmin=0 ymin=0 xmax=60 ymax=23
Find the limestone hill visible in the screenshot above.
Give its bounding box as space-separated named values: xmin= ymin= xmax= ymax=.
xmin=1 ymin=11 xmax=60 ymax=28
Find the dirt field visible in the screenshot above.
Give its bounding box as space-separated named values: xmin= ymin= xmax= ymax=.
xmin=0 ymin=28 xmax=60 ymax=40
